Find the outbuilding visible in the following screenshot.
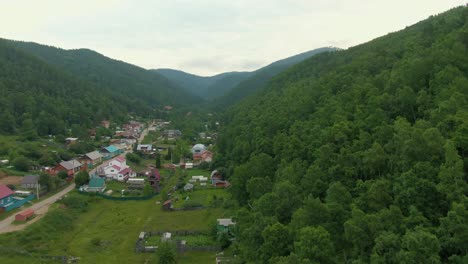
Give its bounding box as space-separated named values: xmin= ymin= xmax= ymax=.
xmin=15 ymin=209 xmax=34 ymax=222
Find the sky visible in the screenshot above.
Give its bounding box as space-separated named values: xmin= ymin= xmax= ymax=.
xmin=0 ymin=0 xmax=466 ymax=76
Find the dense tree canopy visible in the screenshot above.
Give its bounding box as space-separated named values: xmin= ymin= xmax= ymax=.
xmin=217 ymin=7 xmax=468 ymax=263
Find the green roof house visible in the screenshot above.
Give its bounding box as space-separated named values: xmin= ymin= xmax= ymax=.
xmin=86 ymin=177 xmax=106 ymax=193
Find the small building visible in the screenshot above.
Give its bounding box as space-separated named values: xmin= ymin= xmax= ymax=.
xmin=15 ymin=209 xmax=34 ymax=222
xmin=162 ymin=129 xmax=182 ymax=139
xmin=161 ymin=232 xmax=172 ymax=241
xmin=180 ymin=162 xmax=193 ymax=169
xmin=183 ymin=183 xmax=194 ymax=192
xmin=101 ymin=145 xmax=121 ymax=159
xmin=191 ymin=144 xmax=206 ymax=154
xmin=86 ymin=177 xmax=106 ymax=193
xmin=82 ymin=151 xmax=103 ymax=168
xmin=217 ymin=218 xmax=236 ymax=232
xmin=55 ymin=160 xmax=84 ymax=177
xmin=201 ymin=151 xmax=213 ymax=163
xmin=101 ymin=120 xmax=110 ymax=128
xmin=65 ymin=137 xmax=78 ymax=145
xmin=137 ymin=144 xmax=153 ymax=153
xmin=21 ymin=175 xmax=39 ymax=189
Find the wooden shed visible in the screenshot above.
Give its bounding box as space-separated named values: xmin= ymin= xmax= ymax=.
xmin=15 ymin=209 xmax=34 ymax=222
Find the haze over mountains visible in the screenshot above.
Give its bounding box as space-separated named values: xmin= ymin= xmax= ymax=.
xmin=155 ymin=47 xmax=337 ymax=101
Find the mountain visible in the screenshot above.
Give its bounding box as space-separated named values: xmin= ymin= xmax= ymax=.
xmin=154 ymin=69 xmax=252 ymax=99
xmin=9 ymin=40 xmax=200 ymax=108
xmin=217 ymin=6 xmax=468 ymax=263
xmin=214 ymin=47 xmax=338 ymax=109
xmin=0 ymin=39 xmax=130 ymax=136
xmin=154 ymin=47 xmax=335 ymax=100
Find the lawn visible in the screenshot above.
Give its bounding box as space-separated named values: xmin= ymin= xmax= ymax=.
xmin=0 ymin=191 xmax=228 ymax=263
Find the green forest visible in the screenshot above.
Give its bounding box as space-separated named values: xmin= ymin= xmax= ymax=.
xmin=215 ymin=7 xmax=468 ymax=263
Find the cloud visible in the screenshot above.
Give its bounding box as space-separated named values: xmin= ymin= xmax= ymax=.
xmin=0 ymin=0 xmax=466 ymax=75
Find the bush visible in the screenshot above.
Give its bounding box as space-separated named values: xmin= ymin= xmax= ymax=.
xmin=61 ymin=195 xmax=89 ymax=211
xmin=12 ymin=156 xmax=31 ymax=171
xmin=126 ymin=153 xmax=141 ymax=164
xmin=183 ymin=201 xmax=204 ymax=209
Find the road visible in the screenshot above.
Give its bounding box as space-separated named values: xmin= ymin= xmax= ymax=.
xmin=0 ymin=183 xmax=76 ymax=234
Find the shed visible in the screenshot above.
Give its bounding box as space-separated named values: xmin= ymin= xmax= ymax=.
xmin=217 ymin=218 xmax=236 ymax=232
xmin=162 ymin=199 xmax=173 ymax=211
xmin=15 ymin=209 xmax=34 ymax=222
xmin=161 ymin=232 xmax=172 ymax=241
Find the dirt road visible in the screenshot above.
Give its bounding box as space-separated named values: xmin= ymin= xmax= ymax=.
xmin=0 ymin=183 xmax=76 ymax=234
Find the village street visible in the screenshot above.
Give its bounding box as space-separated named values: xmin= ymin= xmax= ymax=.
xmin=0 ymin=182 xmax=76 ymax=234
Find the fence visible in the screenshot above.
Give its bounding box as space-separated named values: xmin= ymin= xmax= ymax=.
xmin=77 ymin=190 xmax=158 ymax=201
xmin=135 ymin=230 xmax=220 ymax=253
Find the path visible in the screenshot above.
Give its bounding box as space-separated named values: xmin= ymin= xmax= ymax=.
xmin=0 ymin=183 xmax=76 ymax=234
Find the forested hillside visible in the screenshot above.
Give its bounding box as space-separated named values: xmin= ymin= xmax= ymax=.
xmin=216 ymin=6 xmax=468 ymax=263
xmin=154 ymin=69 xmax=252 ymax=100
xmin=155 ymin=48 xmax=334 ymax=100
xmin=0 ymin=39 xmax=133 ymax=136
xmin=214 ymin=47 xmax=337 ymax=109
xmin=9 ymin=40 xmax=199 ymax=108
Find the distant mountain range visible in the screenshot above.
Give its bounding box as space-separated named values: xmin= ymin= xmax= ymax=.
xmin=154 ymin=47 xmax=338 ymax=102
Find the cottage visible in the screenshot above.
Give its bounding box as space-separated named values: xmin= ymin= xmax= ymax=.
xmin=100 ymin=145 xmax=120 ymax=158
xmin=15 ymin=209 xmax=34 ymax=222
xmin=86 ymin=177 xmax=106 ymax=193
xmin=21 ymin=175 xmax=39 ymax=189
xmin=0 ymin=185 xmax=14 ymax=209
xmin=55 ymin=160 xmax=84 ymax=176
xmin=137 ymin=144 xmax=153 ymax=153
xmin=217 ymin=218 xmax=236 ymax=232
xmin=99 ymin=156 xmax=135 ymax=181
xmin=82 ymin=151 xmax=103 ymax=168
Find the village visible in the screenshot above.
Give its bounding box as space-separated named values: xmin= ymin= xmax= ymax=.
xmin=0 ymin=114 xmax=235 ymax=263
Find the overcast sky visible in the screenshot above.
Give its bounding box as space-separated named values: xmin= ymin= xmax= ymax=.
xmin=0 ymin=1 xmax=465 ymax=76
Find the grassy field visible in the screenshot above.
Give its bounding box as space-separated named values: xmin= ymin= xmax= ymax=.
xmin=0 ymin=168 xmax=230 ymax=264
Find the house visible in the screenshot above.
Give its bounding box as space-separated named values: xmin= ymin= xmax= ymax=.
xmin=137 ymin=144 xmax=153 ymax=153
xmin=0 ymin=185 xmax=14 ymax=209
xmin=65 ymin=137 xmax=78 ymax=145
xmin=82 ymin=151 xmax=103 ymax=168
xmin=183 ymin=183 xmax=194 ymax=192
xmin=15 ymin=209 xmax=34 ymax=222
xmin=101 ymin=145 xmax=120 ymax=158
xmin=201 ymin=151 xmax=213 ymax=163
xmin=21 ymin=175 xmax=39 ymax=189
xmin=86 ymin=177 xmax=106 ymax=193
xmin=98 ymin=156 xmax=135 ymax=181
xmin=101 ymin=120 xmax=110 ymax=128
xmin=55 ymin=160 xmax=84 ymax=176
xmin=162 ymin=129 xmax=181 ymax=139
xmin=217 ymin=218 xmax=235 ymax=232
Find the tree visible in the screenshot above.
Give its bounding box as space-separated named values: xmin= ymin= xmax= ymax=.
xmin=294 ymin=226 xmax=336 ymax=264
xmin=260 ymin=222 xmax=292 ymax=261
xmin=157 ymin=242 xmax=176 ymax=264
xmin=143 ymin=184 xmax=153 ymax=196
xmin=397 ymin=228 xmax=441 ymax=263
xmin=39 ymin=173 xmax=51 ymax=191
xmin=156 ymin=154 xmax=161 ymax=168
xmin=74 ymin=171 xmax=90 ymax=187
xmin=12 ymin=156 xmax=31 ymax=172
xmin=57 ymin=170 xmax=68 ymax=180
